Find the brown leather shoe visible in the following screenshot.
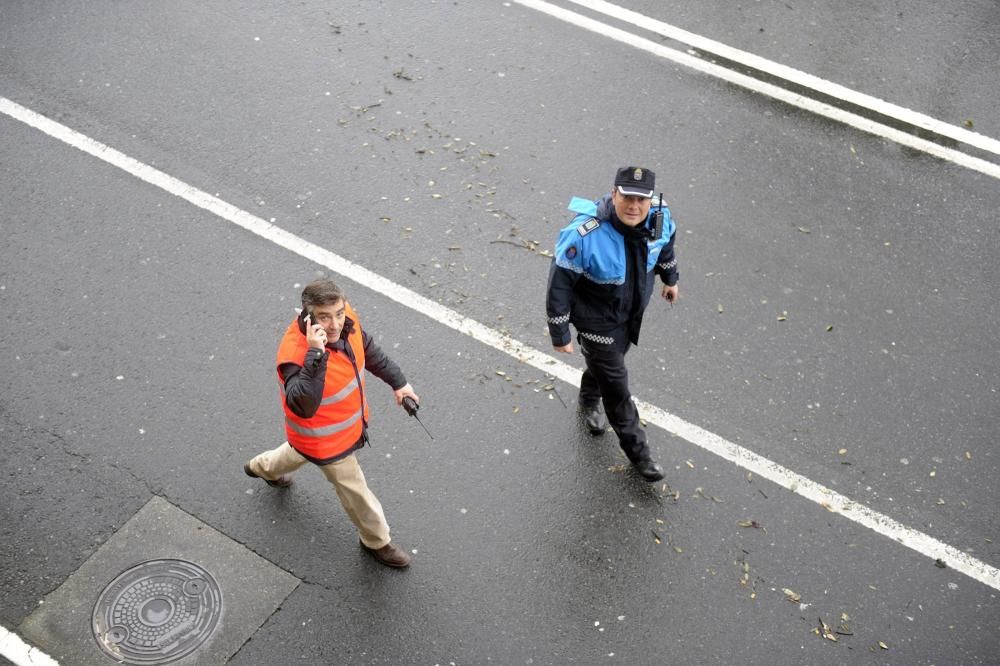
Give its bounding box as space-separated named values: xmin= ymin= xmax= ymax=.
xmin=244 ymin=462 xmax=292 ymax=488
xmin=360 ymin=540 xmax=411 ymax=568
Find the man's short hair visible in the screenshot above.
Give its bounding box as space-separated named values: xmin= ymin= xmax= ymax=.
xmin=301 ymin=279 xmax=345 ymax=308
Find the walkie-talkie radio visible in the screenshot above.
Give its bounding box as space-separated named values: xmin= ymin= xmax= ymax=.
xmin=651 ymin=192 xmax=664 ymax=239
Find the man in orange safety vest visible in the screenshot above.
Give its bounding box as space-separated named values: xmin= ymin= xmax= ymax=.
xmin=245 ymin=278 xmax=419 ymax=568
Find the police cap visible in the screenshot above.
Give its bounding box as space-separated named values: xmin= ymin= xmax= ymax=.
xmin=614 ymin=166 xmax=655 ymax=198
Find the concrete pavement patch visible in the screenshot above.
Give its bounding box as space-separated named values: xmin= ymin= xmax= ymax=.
xmin=18 ymin=496 xmax=298 ymax=665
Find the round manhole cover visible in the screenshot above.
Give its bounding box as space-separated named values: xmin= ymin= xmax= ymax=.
xmin=92 ymin=559 xmax=222 ymax=664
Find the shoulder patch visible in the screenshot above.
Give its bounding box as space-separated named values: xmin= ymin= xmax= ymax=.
xmin=577 ymin=219 xmax=600 ymax=236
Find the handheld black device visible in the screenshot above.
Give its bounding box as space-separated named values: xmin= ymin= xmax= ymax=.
xmin=297 ymin=308 xmax=313 ymax=335
xmin=402 ymin=396 xmax=434 ymax=440
xmin=651 ymin=192 xmax=664 ymax=239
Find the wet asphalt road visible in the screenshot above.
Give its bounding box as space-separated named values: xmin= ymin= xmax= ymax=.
xmin=1 ymin=1 xmax=999 ymax=664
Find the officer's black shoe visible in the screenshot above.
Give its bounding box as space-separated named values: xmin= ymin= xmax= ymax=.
xmin=244 ymin=462 xmax=293 ymax=488
xmin=582 ymin=403 xmax=609 ymax=435
xmin=633 ymin=460 xmax=666 ymax=482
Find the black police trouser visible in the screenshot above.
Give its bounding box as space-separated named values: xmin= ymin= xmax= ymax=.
xmin=577 ymin=333 xmax=650 ymax=464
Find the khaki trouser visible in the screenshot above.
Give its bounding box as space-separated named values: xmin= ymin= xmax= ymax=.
xmin=247 ymin=442 xmax=391 ymax=549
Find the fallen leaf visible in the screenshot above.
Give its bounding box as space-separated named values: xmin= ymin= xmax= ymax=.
xmin=818 ymin=617 xmax=837 ymax=641
xmin=878 ymin=641 xmax=888 ymax=650
xmin=782 ymin=588 xmax=801 ymax=603
xmin=838 ymin=448 xmax=848 ymax=455
xmin=737 ymin=519 xmax=754 ymax=527
xmin=673 ymin=546 xmax=683 ymax=554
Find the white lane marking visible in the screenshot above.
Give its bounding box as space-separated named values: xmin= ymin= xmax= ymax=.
xmin=2 ymin=95 xmax=999 ymax=597
xmin=0 ymin=625 xmax=59 ymax=666
xmin=510 ymin=0 xmax=1000 ymax=181
xmin=562 ymin=0 xmax=1000 ymax=157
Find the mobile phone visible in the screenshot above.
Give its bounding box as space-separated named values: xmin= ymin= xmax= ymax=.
xmin=297 ymin=308 xmax=313 ymax=335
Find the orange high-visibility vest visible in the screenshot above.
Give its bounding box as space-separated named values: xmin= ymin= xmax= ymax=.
xmin=276 ymin=303 xmax=368 ymax=461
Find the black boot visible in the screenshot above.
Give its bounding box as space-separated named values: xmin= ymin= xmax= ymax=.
xmin=581 ymin=403 xmax=609 ymax=435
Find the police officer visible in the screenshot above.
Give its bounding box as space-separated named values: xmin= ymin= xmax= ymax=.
xmin=545 ymin=166 xmax=679 ymax=482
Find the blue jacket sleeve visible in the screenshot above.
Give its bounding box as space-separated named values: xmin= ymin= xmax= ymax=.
xmin=546 ymin=259 xmax=578 ymax=347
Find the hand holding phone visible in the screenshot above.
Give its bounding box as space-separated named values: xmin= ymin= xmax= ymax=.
xmin=299 ymin=310 xmax=328 ymax=350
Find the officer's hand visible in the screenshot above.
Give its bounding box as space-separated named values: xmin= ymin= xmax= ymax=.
xmin=305 ymin=315 xmax=328 ymax=350
xmin=394 ymin=383 xmax=419 ymax=406
xmin=662 ymin=284 xmax=679 ymax=304
xmin=554 ymin=343 xmax=574 ymax=354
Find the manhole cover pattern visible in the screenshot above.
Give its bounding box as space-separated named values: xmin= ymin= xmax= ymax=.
xmin=92 ymin=559 xmax=222 ymax=664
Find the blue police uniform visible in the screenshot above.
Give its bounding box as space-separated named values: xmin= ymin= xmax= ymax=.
xmin=545 ymin=191 xmax=679 ymax=466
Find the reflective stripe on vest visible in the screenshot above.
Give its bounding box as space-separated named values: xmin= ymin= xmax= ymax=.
xmin=276 ymin=376 xmax=358 ymax=405
xmin=285 ymin=407 xmax=362 ymax=437
xmin=320 ymin=376 xmax=358 ymax=406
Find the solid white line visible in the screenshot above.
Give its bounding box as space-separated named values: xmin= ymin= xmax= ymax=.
xmin=510 ymin=0 xmax=1000 ymax=181
xmin=2 ymin=96 xmax=999 ymax=596
xmin=562 ymin=0 xmax=1000 ymax=157
xmin=0 ymin=625 xmax=59 ymax=666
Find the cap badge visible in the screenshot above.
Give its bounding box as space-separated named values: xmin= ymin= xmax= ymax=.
xmin=633 ymin=168 xmax=643 ymax=181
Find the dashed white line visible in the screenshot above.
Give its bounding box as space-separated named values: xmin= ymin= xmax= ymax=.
xmin=2 ymin=95 xmax=997 ymax=596
xmin=510 ymin=0 xmax=1000 ymax=181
